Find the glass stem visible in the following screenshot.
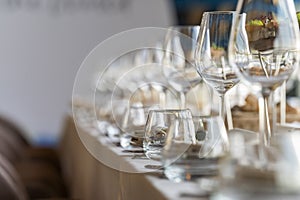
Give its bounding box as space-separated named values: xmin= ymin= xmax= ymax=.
xmin=179 ymin=92 xmax=186 ymax=109
xmin=258 ymin=93 xmax=272 ymax=146
xmin=225 ymin=95 xmax=233 ymax=130
xmin=280 ymin=81 xmax=286 ymax=125
xmin=219 ymin=94 xmax=225 ymax=121
xmin=160 ymin=89 xmax=167 ymax=109
xmin=271 ymin=92 xmax=277 ymax=133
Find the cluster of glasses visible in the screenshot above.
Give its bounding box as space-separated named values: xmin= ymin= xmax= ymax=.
xmin=94 ymin=0 xmax=300 ymax=198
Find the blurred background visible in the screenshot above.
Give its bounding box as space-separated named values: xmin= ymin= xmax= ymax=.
xmin=2 ymin=0 xmax=300 ymax=146
xmin=174 ymin=0 xmax=237 ymax=24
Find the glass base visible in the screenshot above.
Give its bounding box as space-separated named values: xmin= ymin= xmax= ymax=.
xmin=163 ymin=158 xmax=219 ymax=183
xmin=143 ymin=143 xmax=164 ymax=161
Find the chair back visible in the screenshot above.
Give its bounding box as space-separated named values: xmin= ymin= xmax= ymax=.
xmin=0 ymin=154 xmax=28 ymax=200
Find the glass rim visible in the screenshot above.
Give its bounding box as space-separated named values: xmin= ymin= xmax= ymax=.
xmin=168 ymin=25 xmax=200 ymax=29
xmin=192 ymin=115 xmax=222 ymax=120
xmin=166 ymin=25 xmax=201 ymax=32
xmin=148 ymin=108 xmax=191 ymax=114
xmin=128 ymin=103 xmax=160 ymax=109
xmin=202 ymin=11 xmax=236 ymax=15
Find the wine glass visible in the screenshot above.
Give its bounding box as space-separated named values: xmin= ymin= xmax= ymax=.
xmin=162 ymin=26 xmax=202 ymax=109
xmin=229 ymin=0 xmax=300 ymax=146
xmin=195 ymin=11 xmax=240 ymax=124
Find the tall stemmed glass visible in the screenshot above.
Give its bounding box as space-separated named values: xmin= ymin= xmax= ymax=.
xmin=163 ymin=26 xmax=202 ymax=109
xmin=229 ymin=0 xmax=300 ymax=146
xmin=195 ymin=11 xmax=240 ymax=124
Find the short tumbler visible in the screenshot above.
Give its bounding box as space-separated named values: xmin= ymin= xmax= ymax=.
xmin=162 ymin=115 xmax=229 ymax=182
xmin=143 ymin=109 xmax=192 ymax=160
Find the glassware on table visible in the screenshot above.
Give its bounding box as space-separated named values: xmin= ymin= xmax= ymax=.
xmin=162 ymin=26 xmax=202 ymax=109
xmin=275 ymin=132 xmax=300 ymax=192
xmin=192 ymin=116 xmax=229 ymax=158
xmin=229 ymin=0 xmax=300 ymax=146
xmin=213 ymin=129 xmax=275 ymax=199
xmin=213 ymin=129 xmax=300 ymax=199
xmin=162 ymin=115 xmax=229 ymax=183
xmin=195 ymin=11 xmax=240 ymax=128
xmin=143 ymin=108 xmax=192 ymax=161
xmin=108 ymin=48 xmax=181 ymax=112
xmin=120 ymin=103 xmax=158 ymax=150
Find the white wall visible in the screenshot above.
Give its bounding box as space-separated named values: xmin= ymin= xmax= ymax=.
xmin=0 ymin=0 xmax=175 ymax=144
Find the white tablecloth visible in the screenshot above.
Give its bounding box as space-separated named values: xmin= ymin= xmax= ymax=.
xmin=59 ymin=116 xmax=208 ymax=200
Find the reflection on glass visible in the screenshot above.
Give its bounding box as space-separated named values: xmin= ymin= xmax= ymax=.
xmin=162 ymin=115 xmax=228 ymax=182
xmin=163 ymin=26 xmax=202 ymax=108
xmin=143 ymin=109 xmax=192 ymax=161
xmin=196 ymin=11 xmax=240 ymax=126
xmin=229 ymin=0 xmax=300 ymax=146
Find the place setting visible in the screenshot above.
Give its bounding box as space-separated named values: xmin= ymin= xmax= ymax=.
xmin=7 ymin=0 xmax=300 ymax=199
xmin=72 ymin=0 xmax=300 ymax=198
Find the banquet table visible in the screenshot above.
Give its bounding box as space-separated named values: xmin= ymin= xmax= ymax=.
xmin=59 ymin=108 xmax=300 ymax=200
xmin=59 ymin=115 xmax=210 ymax=200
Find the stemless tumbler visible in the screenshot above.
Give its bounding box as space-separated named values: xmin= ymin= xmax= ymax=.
xmin=120 ymin=103 xmax=158 ymax=150
xmin=143 ymin=109 xmax=192 ymax=160
xmin=162 ymin=115 xmax=229 ymax=182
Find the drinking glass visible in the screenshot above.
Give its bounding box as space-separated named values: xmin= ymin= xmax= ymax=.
xmin=195 ymin=11 xmax=240 ymax=125
xmin=120 ymin=103 xmax=158 ymax=150
xmin=193 ymin=116 xmax=229 ymax=158
xmin=143 ymin=109 xmax=192 ymax=161
xmin=162 ymin=115 xmax=229 ymax=183
xmin=229 ymin=0 xmax=300 ymax=146
xmin=214 ymin=129 xmax=300 ymax=199
xmin=163 ymin=26 xmax=202 ymax=109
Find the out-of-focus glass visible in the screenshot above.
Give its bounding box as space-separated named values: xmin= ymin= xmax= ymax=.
xmin=193 ymin=116 xmax=229 ymax=158
xmin=213 ymin=128 xmax=300 ymax=199
xmin=163 ymin=26 xmax=202 ymax=109
xmin=120 ymin=103 xmax=158 ymax=150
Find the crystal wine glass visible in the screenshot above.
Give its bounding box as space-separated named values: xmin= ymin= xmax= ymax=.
xmin=195 ymin=11 xmax=240 ymax=123
xmin=162 ymin=26 xmax=202 ymax=109
xmin=229 ymin=0 xmax=300 ymax=146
